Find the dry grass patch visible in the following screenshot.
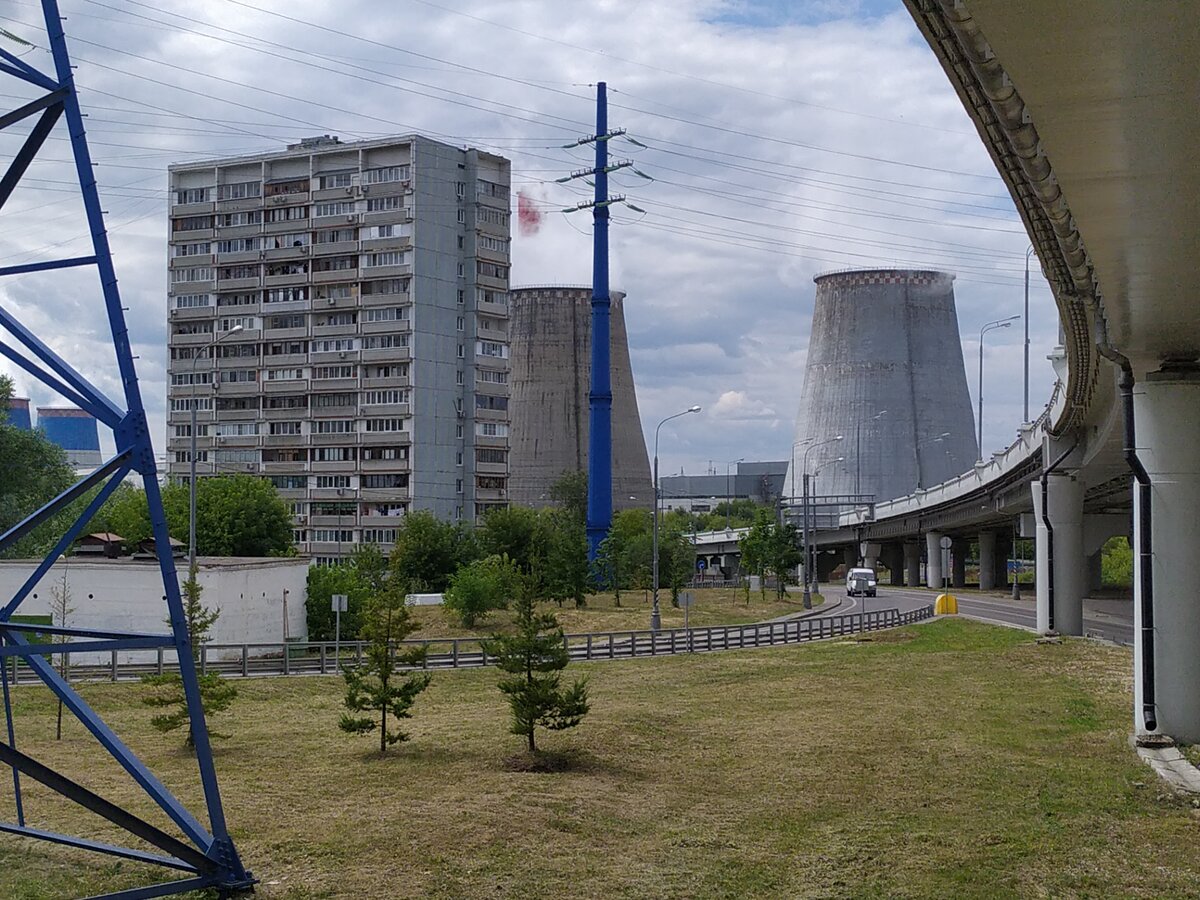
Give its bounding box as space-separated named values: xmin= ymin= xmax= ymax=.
xmin=0 ymin=619 xmax=1197 ymax=899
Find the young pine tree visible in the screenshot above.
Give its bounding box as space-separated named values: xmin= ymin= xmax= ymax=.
xmin=142 ymin=565 xmax=237 ymax=748
xmin=49 ymin=557 xmax=74 ymax=740
xmin=339 ymin=579 xmax=432 ymax=755
xmin=481 ymin=578 xmax=589 ymax=755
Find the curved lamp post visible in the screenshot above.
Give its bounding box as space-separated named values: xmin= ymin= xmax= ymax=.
xmin=652 ymin=405 xmax=701 ymax=631
xmin=189 ymin=323 xmax=243 ymax=571
xmin=978 ymin=316 xmax=1019 ymax=459
xmin=1023 ymin=246 xmax=1035 ymax=424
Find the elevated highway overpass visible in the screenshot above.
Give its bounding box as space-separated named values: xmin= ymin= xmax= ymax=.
xmin=821 ymin=1 xmax=1200 ymax=742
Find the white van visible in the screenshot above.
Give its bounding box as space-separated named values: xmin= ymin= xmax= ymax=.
xmin=846 ymin=567 xmax=877 ymax=597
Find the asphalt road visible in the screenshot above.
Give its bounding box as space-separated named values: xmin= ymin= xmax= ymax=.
xmin=811 ymin=584 xmax=1134 ymax=647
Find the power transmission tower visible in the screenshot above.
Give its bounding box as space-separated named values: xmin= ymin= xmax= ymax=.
xmin=0 ymin=3 xmax=252 ymax=897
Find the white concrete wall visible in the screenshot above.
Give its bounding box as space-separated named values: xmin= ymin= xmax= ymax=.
xmin=0 ymin=557 xmax=308 ymax=665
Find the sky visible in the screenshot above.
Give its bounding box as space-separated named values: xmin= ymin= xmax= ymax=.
xmin=0 ymin=0 xmax=1058 ymax=481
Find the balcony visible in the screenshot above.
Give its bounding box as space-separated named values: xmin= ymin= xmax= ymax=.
xmin=216 ymin=275 xmax=260 ymax=291
xmin=360 ymin=375 xmax=409 ymax=389
xmin=170 ymin=200 xmax=214 ymax=216
xmin=214 ymin=380 xmax=261 ymax=396
xmin=263 ymin=272 xmax=308 ymax=288
xmin=361 ymin=347 xmax=410 ymax=364
xmin=309 ymin=376 xmax=357 ymax=391
xmin=311 ymin=240 xmax=358 ymax=257
xmin=261 ymin=326 xmax=307 ymax=341
xmin=360 ymin=458 xmax=410 ymax=472
xmin=313 ymin=268 xmax=359 ymax=284
xmin=261 ymin=352 xmax=307 ymax=367
xmin=361 ymin=430 xmax=410 ymax=445
xmin=262 ymin=379 xmax=308 ymax=393
xmin=312 ymin=323 xmax=359 ymax=338
xmin=360 ymin=291 xmax=409 ymax=307
xmin=261 ymin=433 xmax=305 ymax=447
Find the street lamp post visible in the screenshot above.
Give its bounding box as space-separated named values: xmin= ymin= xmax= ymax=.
xmin=915 ymin=431 xmax=951 ymax=490
xmin=1024 ymin=246 xmax=1035 ymax=424
xmin=652 ymin=405 xmax=701 ymax=631
xmin=789 ymin=438 xmax=812 ymax=525
xmin=189 ymin=323 xmax=242 ymax=572
xmin=800 ymin=434 xmax=843 ymax=608
xmin=724 ymin=457 xmax=744 ymax=528
xmin=977 ymin=316 xmax=1019 ymax=458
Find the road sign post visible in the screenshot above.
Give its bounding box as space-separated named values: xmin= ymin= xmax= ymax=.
xmin=679 ymin=591 xmax=694 ymax=651
xmin=331 ymin=594 xmax=348 ymax=672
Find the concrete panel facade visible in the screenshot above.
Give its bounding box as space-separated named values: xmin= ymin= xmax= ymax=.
xmin=508 ymin=286 xmax=651 ymax=509
xmin=784 ymin=269 xmax=978 ymax=505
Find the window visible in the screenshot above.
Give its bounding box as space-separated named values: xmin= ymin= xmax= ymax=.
xmin=312 ymin=529 xmax=355 ymax=543
xmin=455 ymin=181 xmax=465 ymax=199
xmin=264 ymin=178 xmax=308 ymax=197
xmin=215 ymin=397 xmax=256 ymax=411
xmin=362 ymin=389 xmax=408 ymax=405
xmin=216 ymin=342 xmax=259 ymax=359
xmin=266 ymin=205 xmax=308 ymax=223
xmin=170 ymin=372 xmax=211 ymax=386
xmin=316 ymin=284 xmax=355 ymax=301
xmin=218 ymin=369 xmax=257 ymax=383
xmin=476 ymin=180 xmax=509 ymax=200
xmin=361 ymin=278 xmax=409 ymax=296
xmin=265 ymin=260 xmax=307 ymax=277
xmin=214 ymin=448 xmax=258 ymax=464
xmin=477 ymin=260 xmax=508 ymax=280
xmin=475 ymin=422 xmax=509 ymax=437
xmin=268 ymin=475 xmax=307 ymax=489
xmin=215 ymin=238 xmax=259 ymax=254
xmin=173 ymin=242 xmax=211 ymax=257
xmin=313 ymin=365 xmax=356 ymax=379
xmin=456 ymin=423 xmax=464 ymax=439
xmin=362 ymin=165 xmax=409 ymax=184
xmin=477 ymin=288 xmax=508 ymax=307
xmin=267 ymin=314 xmax=305 ymax=329
xmin=455 ymin=370 xmax=463 ymax=386
xmin=457 ymin=289 xmax=465 ymax=305
xmin=368 ymin=364 xmax=408 ymax=378
xmin=317 ymin=311 xmax=357 ymax=326
xmin=216 ymin=210 xmax=262 ymax=227
xmin=313 ymin=446 xmax=355 ymax=462
xmin=363 ymin=473 xmax=408 ymax=489
xmin=360 ymin=445 xmax=408 ymax=461
xmin=265 ymin=368 xmax=304 ymax=381
xmin=311 ymin=501 xmax=355 ymax=515
xmin=475 ymin=340 xmax=508 ymax=359
xmin=173 ymin=215 xmax=212 ymax=232
xmin=361 ymin=251 xmax=407 ymax=268
xmin=478 ymin=206 xmax=509 ymax=228
xmin=457 ymin=208 xmax=466 ymax=224
xmin=479 ymin=316 xmax=504 ymax=333
xmin=268 ymin=421 xmax=302 ymax=435
xmin=264 ymin=232 xmax=309 ymax=249
xmin=456 ymin=316 xmax=464 ymax=331
xmin=219 ymin=316 xmax=257 ymax=332
xmin=479 ymin=235 xmax=508 ymax=254
xmin=262 ymin=448 xmax=307 ymax=462
xmin=313 ymin=338 xmax=357 ymax=353
xmin=365 ymin=195 xmax=403 ymax=212
xmin=175 ymin=187 xmax=210 ymax=204
xmin=456 ymin=479 xmax=463 ymax=494
xmin=318 ymin=172 xmax=353 ymax=189
xmin=217 ymin=292 xmax=257 ymax=307
xmin=364 ymin=418 xmax=407 ymax=433
xmin=312 ymin=419 xmax=354 ymax=434
xmin=173 ymin=424 xmax=209 ymax=437
xmin=173 ymin=293 xmax=212 ymax=309
xmin=477 ymin=475 xmax=507 ymax=490
xmin=313 ymin=255 xmax=356 ymax=272
xmin=215 ymin=422 xmax=258 ymax=436
xmin=362 ymin=528 xmax=398 ymax=544
xmin=264 ymin=394 xmax=307 ymax=409
xmin=218 ymin=264 xmax=258 ymax=280
xmin=457 ymin=344 xmax=464 ymax=359
xmin=314 ymin=227 xmax=356 ymax=244
xmin=475 ymin=394 xmax=509 ymax=411
xmin=312 ymin=393 xmax=356 ymax=408
xmin=315 ymin=475 xmax=351 ymax=489
xmin=457 ymin=235 xmax=464 ymax=250
xmin=477 ymin=369 xmax=508 ymax=385
xmin=363 ymin=307 xmax=407 ymax=323
xmin=314 ymin=201 xmax=355 ymax=218
xmin=217 ymin=181 xmax=261 ymax=201
xmin=172 ymin=321 xmax=213 ymax=336
xmin=265 ymin=287 xmax=307 ymax=304
xmin=265 ymin=340 xmax=308 ymax=356
xmin=455 ymin=450 xmax=463 ymax=466
xmin=476 ymin=448 xmax=507 ymax=464
xmin=361 ymin=334 xmax=407 ymax=350
xmin=171 ymin=267 xmax=214 ymax=284
xmin=174 ymin=450 xmax=208 ymax=463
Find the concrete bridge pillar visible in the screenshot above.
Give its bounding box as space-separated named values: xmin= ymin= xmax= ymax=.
xmin=979 ymin=531 xmax=998 ymax=590
xmin=951 ymin=538 xmax=968 ymax=588
xmin=995 ymin=530 xmax=1013 ymax=591
xmin=925 ymin=531 xmax=943 ymax=590
xmin=843 ymin=546 xmax=857 ymax=570
xmin=1134 ymin=368 xmax=1200 ymax=741
xmin=885 ymin=544 xmax=905 ymax=585
xmin=904 ymin=541 xmax=921 ymax=588
xmin=860 ymin=541 xmax=881 ymax=574
xmin=1086 ymin=550 xmax=1104 ymax=594
xmin=1030 ymin=472 xmax=1085 ymax=636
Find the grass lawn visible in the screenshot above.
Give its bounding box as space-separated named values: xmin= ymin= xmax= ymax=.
xmin=406 ymin=586 xmax=823 ymax=639
xmin=1 ymin=619 xmax=1197 ymax=899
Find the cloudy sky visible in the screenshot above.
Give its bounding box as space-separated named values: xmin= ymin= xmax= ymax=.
xmin=0 ymin=0 xmax=1056 ymax=480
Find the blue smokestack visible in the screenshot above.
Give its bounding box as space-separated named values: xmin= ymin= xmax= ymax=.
xmin=36 ymin=406 xmax=102 ymax=467
xmin=5 ymin=397 xmax=32 ymax=430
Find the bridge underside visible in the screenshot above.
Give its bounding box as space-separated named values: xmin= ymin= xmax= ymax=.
xmin=891 ymin=1 xmax=1200 ymax=740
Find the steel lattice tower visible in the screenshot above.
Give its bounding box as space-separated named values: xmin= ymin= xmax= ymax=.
xmin=0 ymin=3 xmax=253 ymax=896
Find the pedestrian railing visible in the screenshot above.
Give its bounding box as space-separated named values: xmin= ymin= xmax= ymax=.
xmin=7 ymin=605 xmax=934 ymax=684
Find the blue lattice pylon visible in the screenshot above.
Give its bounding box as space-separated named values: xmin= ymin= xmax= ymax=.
xmin=0 ymin=2 xmax=252 ymax=897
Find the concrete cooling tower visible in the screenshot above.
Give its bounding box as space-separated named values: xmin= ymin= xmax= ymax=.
xmin=37 ymin=406 xmax=103 ymax=468
xmin=508 ymin=286 xmax=651 ymax=510
xmin=784 ymin=269 xmax=979 ymax=505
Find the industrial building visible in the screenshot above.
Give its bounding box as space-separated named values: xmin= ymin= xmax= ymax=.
xmin=3 ymin=399 xmax=102 ymax=471
xmin=4 ymin=396 xmax=32 ymax=430
xmin=508 ymin=285 xmax=651 ymax=509
xmin=165 ymin=135 xmax=512 ymax=562
xmin=784 ymin=269 xmax=979 ymax=506
xmin=659 ymin=460 xmax=787 ymax=513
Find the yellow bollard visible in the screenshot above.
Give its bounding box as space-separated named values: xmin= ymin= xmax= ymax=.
xmin=934 ymin=593 xmax=958 ymax=615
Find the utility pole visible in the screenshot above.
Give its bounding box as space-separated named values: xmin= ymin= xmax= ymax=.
xmin=558 ymin=84 xmax=634 ymax=564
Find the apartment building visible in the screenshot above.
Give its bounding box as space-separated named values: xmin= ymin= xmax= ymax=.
xmin=165 ymin=135 xmax=512 ymax=562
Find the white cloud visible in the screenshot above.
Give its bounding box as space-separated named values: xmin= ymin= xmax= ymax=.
xmin=0 ymin=0 xmax=1059 ymax=476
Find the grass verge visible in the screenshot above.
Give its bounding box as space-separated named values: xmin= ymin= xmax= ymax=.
xmin=1 ymin=619 xmax=1195 ymax=899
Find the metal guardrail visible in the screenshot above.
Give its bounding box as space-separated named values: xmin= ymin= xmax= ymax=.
xmin=7 ymin=605 xmax=935 ymax=684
